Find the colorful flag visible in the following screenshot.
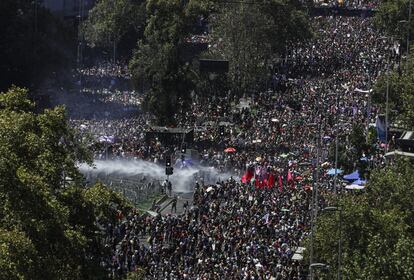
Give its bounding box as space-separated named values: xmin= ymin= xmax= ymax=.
xmin=241 ymin=167 xmax=254 ymax=184
xmin=278 ymin=175 xmax=283 ymax=192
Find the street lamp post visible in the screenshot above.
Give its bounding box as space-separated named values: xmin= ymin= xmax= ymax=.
xmin=385 ymin=61 xmax=390 ymax=153
xmin=408 ymin=0 xmax=412 ymax=55
xmin=334 ymin=93 xmax=339 ymax=196
xmin=399 ymin=0 xmax=412 ymax=56
xmin=310 ymin=92 xmax=323 ymax=280
xmin=322 ymin=206 xmax=343 ymax=280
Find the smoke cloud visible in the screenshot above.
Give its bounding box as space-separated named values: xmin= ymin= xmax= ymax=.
xmin=79 ymin=159 xmax=236 ymax=193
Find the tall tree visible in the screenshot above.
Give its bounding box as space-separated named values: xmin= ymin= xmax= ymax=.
xmin=129 ymin=0 xmax=206 ymax=125
xmin=373 ymin=54 xmax=414 ymax=129
xmin=81 ymin=0 xmax=147 ymax=59
xmin=0 ymin=86 xmax=131 ymax=279
xmin=306 ymin=160 xmax=414 ymax=280
xmin=206 ymin=0 xmax=312 ymax=95
xmin=375 ymin=0 xmax=414 ymax=53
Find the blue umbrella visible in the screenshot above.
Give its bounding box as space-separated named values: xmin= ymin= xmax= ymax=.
xmin=327 ymin=168 xmax=343 ymax=176
xmin=343 ymin=170 xmax=360 ymax=181
xmin=353 ymin=179 xmax=366 ymax=186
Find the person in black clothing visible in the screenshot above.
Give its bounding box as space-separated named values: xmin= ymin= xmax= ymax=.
xmin=171 ymin=196 xmax=177 ymax=213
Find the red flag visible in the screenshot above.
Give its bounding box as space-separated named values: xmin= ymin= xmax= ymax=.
xmin=255 ymin=179 xmax=266 ymax=189
xmin=262 ymin=178 xmax=268 ymax=189
xmin=287 ymin=170 xmax=293 ymax=182
xmin=241 ymin=168 xmax=254 ymax=184
xmin=287 ymin=170 xmax=296 ymax=189
xmin=267 ymin=173 xmax=275 ymax=189
xmin=254 ymin=178 xmax=260 ymax=188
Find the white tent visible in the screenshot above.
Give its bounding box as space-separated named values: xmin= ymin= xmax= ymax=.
xmin=345 ymin=184 xmax=365 ymax=190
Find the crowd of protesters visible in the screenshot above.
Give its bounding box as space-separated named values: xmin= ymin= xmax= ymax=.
xmin=66 ymin=9 xmax=399 ymax=279
xmin=102 ymin=179 xmax=318 ymax=279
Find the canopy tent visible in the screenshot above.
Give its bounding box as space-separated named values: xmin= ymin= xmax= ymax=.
xmin=98 ymin=135 xmax=115 ymax=143
xmin=343 ymin=170 xmax=360 ymax=181
xmin=353 ymin=179 xmax=366 ymax=186
xmin=345 ymin=184 xmax=365 ymax=190
xmin=292 ymin=253 xmax=304 ymax=261
xmin=327 ymin=168 xmax=343 ymax=175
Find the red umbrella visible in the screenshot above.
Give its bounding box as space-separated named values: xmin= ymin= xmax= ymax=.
xmin=224 ymin=147 xmax=236 ymax=153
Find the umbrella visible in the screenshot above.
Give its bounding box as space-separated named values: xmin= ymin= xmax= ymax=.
xmin=224 ymin=147 xmax=236 ymax=153
xmin=343 ymin=170 xmax=360 ymax=181
xmin=98 ymin=135 xmax=115 ymax=143
xmin=327 ymin=168 xmax=343 ymax=175
xmin=280 ymin=153 xmax=288 ymax=158
xmin=292 ymin=253 xmax=304 ymax=261
xmin=353 ymin=179 xmax=366 ymax=186
xmin=345 ymin=184 xmax=365 ymax=190
xmin=256 ymin=156 xmax=262 ymax=162
xmin=321 ymin=162 xmax=330 ymax=168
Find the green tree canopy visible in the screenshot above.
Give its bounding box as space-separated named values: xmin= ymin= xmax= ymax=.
xmin=375 ymin=0 xmax=414 ymax=52
xmin=373 ymin=55 xmax=414 ymax=129
xmin=306 ymin=159 xmax=414 ymax=280
xmin=81 ymin=0 xmax=146 ymax=56
xmin=129 ymin=0 xmax=206 ymax=125
xmin=206 ymin=0 xmax=312 ymax=95
xmin=0 ymin=86 xmax=131 ymax=279
xmin=86 ymin=0 xmax=311 ymax=123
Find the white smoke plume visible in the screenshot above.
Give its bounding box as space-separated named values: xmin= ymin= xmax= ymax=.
xmin=79 ymin=159 xmax=236 ymax=193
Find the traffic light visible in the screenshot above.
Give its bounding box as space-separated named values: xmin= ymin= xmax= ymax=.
xmin=165 ymin=154 xmax=173 ymax=175
xmin=181 ymin=143 xmax=186 ymax=154
xmin=166 ymin=155 xmax=171 ymax=167
xmin=219 ymin=126 xmax=225 ymax=136
xmin=166 ymin=166 xmax=174 ymax=175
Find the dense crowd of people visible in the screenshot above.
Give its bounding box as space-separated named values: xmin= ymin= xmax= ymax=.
xmin=103 ymin=179 xmax=317 ymax=279
xmin=67 ymin=7 xmax=398 ymax=278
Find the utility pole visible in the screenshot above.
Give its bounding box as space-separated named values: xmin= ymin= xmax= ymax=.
xmin=334 ymin=92 xmax=339 ymax=195
xmin=408 ymin=0 xmax=412 ymax=55
xmin=322 ymin=207 xmax=343 ymax=280
xmin=310 ymin=92 xmax=323 ymax=280
xmin=385 ymin=61 xmax=390 ymax=153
